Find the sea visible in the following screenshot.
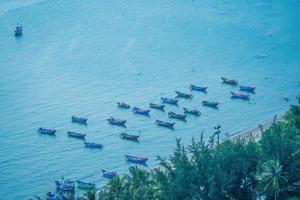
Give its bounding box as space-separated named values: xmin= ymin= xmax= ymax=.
xmin=0 ymin=0 xmax=300 ymax=199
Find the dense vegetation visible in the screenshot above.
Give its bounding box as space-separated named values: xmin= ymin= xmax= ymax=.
xmin=97 ymin=97 xmax=300 ymax=200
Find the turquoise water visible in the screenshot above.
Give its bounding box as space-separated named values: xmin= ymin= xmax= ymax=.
xmin=1 ymin=0 xmax=300 ymax=199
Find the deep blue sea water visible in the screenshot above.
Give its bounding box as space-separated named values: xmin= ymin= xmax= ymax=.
xmin=0 ymin=0 xmax=300 ymax=199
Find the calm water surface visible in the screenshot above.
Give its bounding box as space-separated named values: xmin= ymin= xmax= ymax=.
xmin=0 ymin=0 xmax=300 ymax=199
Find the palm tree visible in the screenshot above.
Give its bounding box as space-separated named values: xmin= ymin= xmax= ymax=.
xmin=258 ymin=160 xmax=286 ymax=200
xmin=82 ymin=190 xmax=95 ymax=200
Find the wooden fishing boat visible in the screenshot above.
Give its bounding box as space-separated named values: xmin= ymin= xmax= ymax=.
xmin=202 ymin=100 xmax=219 ymax=107
xmin=149 ymin=103 xmax=165 ymax=110
xmin=120 ymin=132 xmax=139 ymax=141
xmin=183 ymin=108 xmax=201 ymax=116
xmin=76 ymin=180 xmax=95 ymax=190
xmin=175 ymin=91 xmax=193 ymax=98
xmin=132 ymin=107 xmax=150 ymax=115
xmin=117 ymin=101 xmax=130 ymax=109
xmin=67 ymin=131 xmax=86 ymax=140
xmin=239 ymin=86 xmax=256 ymax=92
xmin=221 ymin=77 xmax=238 ymax=85
xmin=189 ymin=85 xmax=207 ymax=92
xmin=231 ymin=91 xmax=250 ymax=100
xmin=168 ymin=111 xmax=187 ymax=120
xmin=107 ymin=117 xmax=126 ymax=126
xmin=55 ymin=180 xmax=75 ymax=192
xmin=161 ymin=97 xmax=178 ymax=105
xmin=84 ymin=142 xmax=103 ymax=149
xmin=37 ymin=128 xmax=56 ymax=135
xmin=102 ymin=169 xmax=117 ymax=179
xmin=71 ymin=116 xmax=87 ymax=124
xmin=155 ymin=120 xmax=175 ymax=128
xmin=14 ymin=25 xmax=22 ymax=36
xmin=125 ymin=155 xmax=148 ymax=164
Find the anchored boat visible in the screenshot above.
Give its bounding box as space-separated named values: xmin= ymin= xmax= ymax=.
xmin=125 ymin=155 xmax=148 ymax=164
xmin=71 ymin=116 xmax=87 ymax=125
xmin=76 ymin=180 xmax=95 ymax=190
xmin=117 ymin=101 xmax=130 ymax=109
xmin=132 ymin=107 xmax=150 ymax=115
xmin=155 ymin=120 xmax=175 ymax=128
xmin=183 ymin=108 xmax=201 ymax=116
xmin=189 ymin=85 xmax=207 ymax=92
xmin=168 ymin=111 xmax=187 ymax=120
xmin=37 ymin=128 xmax=56 ymax=135
xmin=107 ymin=117 xmax=126 ymax=126
xmin=120 ymin=132 xmax=139 ymax=141
xmin=161 ymin=97 xmax=178 ymax=105
xmin=221 ymin=77 xmax=238 ymax=85
xmin=239 ymin=85 xmax=255 ymax=92
xmin=67 ymin=131 xmax=86 ymax=140
xmin=231 ymin=91 xmax=250 ymax=100
xmin=84 ymin=142 xmax=103 ymax=149
xmin=202 ymin=100 xmax=219 ymax=107
xmin=102 ymin=169 xmax=117 ymax=179
xmin=149 ymin=103 xmax=165 ymax=110
xmin=14 ymin=25 xmax=22 ymax=36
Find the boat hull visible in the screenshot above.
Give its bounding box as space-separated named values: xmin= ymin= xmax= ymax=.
xmin=37 ymin=128 xmax=56 ymax=135
xmin=161 ymin=97 xmax=178 ymax=105
xmin=189 ymin=85 xmax=207 ymax=92
xmin=155 ymin=120 xmax=175 ymax=128
xmin=125 ymin=155 xmax=148 ymax=164
xmin=67 ymin=131 xmax=86 ymax=139
xmin=149 ymin=103 xmax=165 ymax=110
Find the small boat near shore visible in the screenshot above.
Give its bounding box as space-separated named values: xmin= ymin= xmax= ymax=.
xmin=132 ymin=107 xmax=150 ymax=115
xmin=71 ymin=116 xmax=87 ymax=125
xmin=120 ymin=132 xmax=139 ymax=141
xmin=37 ymin=128 xmax=56 ymax=135
xmin=14 ymin=25 xmax=22 ymax=36
xmin=183 ymin=108 xmax=201 ymax=116
xmin=221 ymin=77 xmax=238 ymax=85
xmin=189 ymin=85 xmax=207 ymax=92
xmin=161 ymin=97 xmax=178 ymax=105
xmin=168 ymin=111 xmax=187 ymax=120
xmin=102 ymin=169 xmax=117 ymax=179
xmin=239 ymin=85 xmax=256 ymax=92
xmin=84 ymin=142 xmax=103 ymax=149
xmin=202 ymin=100 xmax=219 ymax=107
xmin=231 ymin=91 xmax=250 ymax=100
xmin=76 ymin=180 xmax=95 ymax=190
xmin=46 ymin=192 xmax=63 ymax=200
xmin=117 ymin=102 xmax=130 ymax=109
xmin=55 ymin=180 xmax=75 ymax=192
xmin=175 ymin=91 xmax=192 ymax=98
xmin=155 ymin=120 xmax=175 ymax=128
xmin=107 ymin=117 xmax=126 ymax=126
xmin=149 ymin=103 xmax=165 ymax=110
xmin=125 ymin=155 xmax=148 ymax=164
xmin=67 ymin=131 xmax=86 ymax=140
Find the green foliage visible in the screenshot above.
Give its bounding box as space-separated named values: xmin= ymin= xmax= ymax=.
xmin=99 ymin=97 xmax=300 ymax=200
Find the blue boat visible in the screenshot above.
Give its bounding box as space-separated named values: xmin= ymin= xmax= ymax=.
xmin=202 ymin=100 xmax=219 ymax=107
xmin=71 ymin=116 xmax=87 ymax=124
xmin=14 ymin=25 xmax=22 ymax=36
xmin=239 ymin=85 xmax=256 ymax=92
xmin=67 ymin=131 xmax=86 ymax=140
xmin=168 ymin=111 xmax=187 ymax=120
xmin=155 ymin=120 xmax=175 ymax=128
xmin=46 ymin=192 xmax=63 ymax=200
xmin=149 ymin=103 xmax=165 ymax=110
xmin=132 ymin=107 xmax=150 ymax=115
xmin=221 ymin=77 xmax=238 ymax=85
xmin=120 ymin=132 xmax=139 ymax=141
xmin=125 ymin=155 xmax=148 ymax=164
xmin=55 ymin=179 xmax=75 ymax=192
xmin=175 ymin=91 xmax=193 ymax=98
xmin=37 ymin=128 xmax=56 ymax=135
xmin=231 ymin=91 xmax=250 ymax=100
xmin=76 ymin=180 xmax=95 ymax=190
xmin=107 ymin=117 xmax=126 ymax=126
xmin=183 ymin=108 xmax=201 ymax=116
xmin=102 ymin=169 xmax=117 ymax=179
xmin=161 ymin=97 xmax=178 ymax=105
xmin=84 ymin=142 xmax=103 ymax=149
xmin=189 ymin=85 xmax=207 ymax=92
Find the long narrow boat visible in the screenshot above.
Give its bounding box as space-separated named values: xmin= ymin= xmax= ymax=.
xmin=149 ymin=103 xmax=165 ymax=110
xmin=107 ymin=117 xmax=126 ymax=126
xmin=239 ymin=85 xmax=256 ymax=92
xmin=37 ymin=128 xmax=56 ymax=135
xmin=132 ymin=107 xmax=150 ymax=115
xmin=71 ymin=116 xmax=87 ymax=125
xmin=189 ymin=85 xmax=207 ymax=92
xmin=125 ymin=155 xmax=148 ymax=164
xmin=102 ymin=169 xmax=117 ymax=179
xmin=231 ymin=91 xmax=250 ymax=100
xmin=67 ymin=131 xmax=86 ymax=140
xmin=55 ymin=180 xmax=75 ymax=192
xmin=202 ymin=100 xmax=219 ymax=107
xmin=84 ymin=142 xmax=103 ymax=149
xmin=161 ymin=97 xmax=178 ymax=105
xmin=168 ymin=111 xmax=187 ymax=120
xmin=221 ymin=77 xmax=238 ymax=85
xmin=117 ymin=101 xmax=130 ymax=109
xmin=155 ymin=120 xmax=175 ymax=128
xmin=175 ymin=91 xmax=193 ymax=99
xmin=183 ymin=108 xmax=201 ymax=116
xmin=76 ymin=180 xmax=95 ymax=190
xmin=120 ymin=132 xmax=139 ymax=141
